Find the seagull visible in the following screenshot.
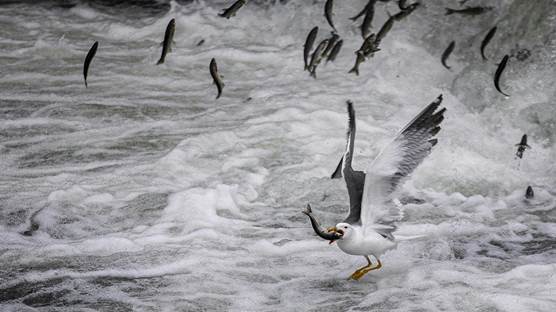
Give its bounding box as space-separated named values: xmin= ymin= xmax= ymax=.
xmin=304 ymin=95 xmax=445 ymax=280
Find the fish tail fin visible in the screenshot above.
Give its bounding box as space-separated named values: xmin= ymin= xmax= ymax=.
xmin=330 ymin=157 xmax=343 ymax=179
xmin=302 ymin=204 xmax=313 ymax=216
xmin=445 ymin=8 xmax=454 ymax=15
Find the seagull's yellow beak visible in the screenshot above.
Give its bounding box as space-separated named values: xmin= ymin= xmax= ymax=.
xmin=326 ymin=226 xmax=343 ymax=244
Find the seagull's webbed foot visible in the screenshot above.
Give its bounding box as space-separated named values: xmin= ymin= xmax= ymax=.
xmin=349 ymin=256 xmax=382 ymax=281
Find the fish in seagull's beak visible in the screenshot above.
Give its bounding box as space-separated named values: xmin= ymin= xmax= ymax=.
xmin=326 ymin=226 xmax=344 ymax=244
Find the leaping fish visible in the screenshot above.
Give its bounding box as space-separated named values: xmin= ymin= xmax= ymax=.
xmin=326 ymin=39 xmax=343 ymax=63
xmin=304 ymin=27 xmax=319 ymax=71
xmin=156 ymin=18 xmax=175 ymax=65
xmin=360 ymin=0 xmax=376 ymax=38
xmin=308 ymin=39 xmax=329 ymax=78
xmin=441 ymin=41 xmax=455 ymax=70
xmin=350 ymin=0 xmax=375 ymax=21
xmin=219 ymin=0 xmax=247 ymax=19
xmin=322 ymin=33 xmax=340 ymax=58
xmin=393 ymin=2 xmax=420 ymax=21
xmin=515 ymin=134 xmax=530 ymax=159
xmin=375 ymin=15 xmax=395 ymax=44
xmin=348 ymin=33 xmax=380 ymax=76
xmin=210 ymin=58 xmax=224 ymax=99
xmin=83 ymin=41 xmax=98 ymax=88
xmin=494 ymin=54 xmax=510 ymax=96
xmin=445 ymin=6 xmax=493 ymax=16
xmin=324 ymin=0 xmax=337 ymax=32
xmin=480 ymin=26 xmax=497 ymax=60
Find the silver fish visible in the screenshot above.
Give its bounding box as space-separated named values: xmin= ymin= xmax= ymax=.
xmin=83 ymin=41 xmax=98 ymax=88
xmin=349 ymin=33 xmax=380 ymax=75
xmin=324 ymin=0 xmax=337 ymax=32
xmin=326 ymin=39 xmax=343 ymax=63
xmin=308 ymin=39 xmax=329 ymax=78
xmin=302 ymin=204 xmax=343 ymax=243
xmin=304 ymin=26 xmax=319 ymax=71
xmin=156 ymin=18 xmax=175 ymax=65
xmin=494 ymin=54 xmax=510 ymax=96
xmin=322 ymin=33 xmax=340 ymax=58
xmin=441 ymin=41 xmax=455 ymax=70
xmin=210 ymin=58 xmax=224 ymax=99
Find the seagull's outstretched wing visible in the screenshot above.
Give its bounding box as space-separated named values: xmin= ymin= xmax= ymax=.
xmin=360 ymin=95 xmax=445 ymax=228
xmin=333 ymin=101 xmax=366 ymax=224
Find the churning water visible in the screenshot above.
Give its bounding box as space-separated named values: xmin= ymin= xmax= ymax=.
xmin=0 ymin=0 xmax=555 ymax=311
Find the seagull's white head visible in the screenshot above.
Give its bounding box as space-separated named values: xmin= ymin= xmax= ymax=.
xmin=328 ymin=222 xmax=354 ymax=240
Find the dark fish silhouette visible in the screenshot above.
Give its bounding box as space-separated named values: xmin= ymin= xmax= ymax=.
xmin=322 ymin=33 xmax=340 ymax=58
xmin=525 ymin=186 xmax=534 ymax=199
xmin=494 ymin=55 xmax=510 ymax=96
xmin=393 ymin=2 xmax=420 ymax=21
xmin=324 ymin=0 xmax=337 ymax=32
xmin=83 ymin=41 xmax=98 ymax=88
xmin=515 ymin=134 xmax=530 ymax=159
xmin=375 ymin=15 xmax=395 ymax=44
xmin=302 ymin=204 xmax=343 ymax=243
xmin=196 ymin=39 xmax=205 ymax=46
xmin=156 ymin=18 xmax=175 ymax=65
xmin=326 ymin=39 xmax=343 ymax=63
xmin=219 ymin=0 xmax=246 ymax=19
xmin=398 ymin=0 xmax=409 ymax=10
xmin=480 ymin=26 xmax=497 ymax=60
xmin=445 ymin=6 xmax=492 ymax=16
xmin=441 ymin=41 xmax=455 ymax=70
xmin=360 ymin=0 xmax=376 ymax=38
xmin=350 ymin=0 xmax=375 ymax=21
xmin=304 ymin=26 xmax=319 ymax=71
xmin=209 ymin=58 xmax=224 ymax=99
xmin=349 ymin=33 xmax=380 ymax=75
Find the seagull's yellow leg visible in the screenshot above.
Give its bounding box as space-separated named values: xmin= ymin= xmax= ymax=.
xmin=349 ymin=256 xmax=373 ymax=281
xmin=350 ymin=257 xmax=382 ymax=281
